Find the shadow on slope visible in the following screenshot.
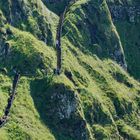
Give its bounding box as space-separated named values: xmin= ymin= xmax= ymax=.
xmin=42 ymin=0 xmax=69 ymax=15
xmin=30 ymin=77 xmax=89 ymax=140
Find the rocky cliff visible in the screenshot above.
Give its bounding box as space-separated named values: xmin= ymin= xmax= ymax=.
xmin=0 ymin=0 xmax=140 ymax=140
xmin=107 ymin=0 xmax=140 ymax=79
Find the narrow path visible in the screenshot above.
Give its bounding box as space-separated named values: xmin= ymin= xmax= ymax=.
xmin=55 ymin=9 xmax=66 ymax=74
xmin=0 ymin=72 xmax=20 ymax=128
xmin=55 ymin=0 xmax=77 ymax=75
xmin=0 ymin=0 xmax=77 ymax=127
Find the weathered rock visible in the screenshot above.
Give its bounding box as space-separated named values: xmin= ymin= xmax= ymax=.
xmin=46 ymin=83 xmax=91 ymax=140
xmin=108 ymin=4 xmax=140 ymax=23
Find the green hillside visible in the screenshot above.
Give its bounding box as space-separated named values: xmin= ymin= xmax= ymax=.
xmin=0 ymin=0 xmax=140 ymax=140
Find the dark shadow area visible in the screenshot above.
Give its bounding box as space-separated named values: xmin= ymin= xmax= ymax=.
xmin=30 ymin=78 xmax=61 ymax=140
xmin=42 ymin=0 xmax=69 ymax=15
xmin=30 ymin=77 xmax=88 ymax=140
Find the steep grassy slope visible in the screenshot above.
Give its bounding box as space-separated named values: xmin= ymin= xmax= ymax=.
xmin=0 ymin=0 xmax=140 ymax=140
xmin=62 ymin=0 xmax=127 ymax=70
xmin=0 ymin=24 xmax=140 ymax=140
xmin=44 ymin=0 xmax=140 ymax=79
xmin=0 ymin=0 xmax=58 ymax=45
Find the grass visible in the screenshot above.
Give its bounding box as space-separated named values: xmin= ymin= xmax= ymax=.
xmin=0 ymin=23 xmax=140 ymax=139
xmin=0 ymin=0 xmax=58 ymax=46
xmin=0 ymin=0 xmax=140 ymax=139
xmin=62 ymin=0 xmax=127 ymax=69
xmin=0 ymin=25 xmax=56 ymax=76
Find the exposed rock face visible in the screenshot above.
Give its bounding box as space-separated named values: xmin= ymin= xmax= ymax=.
xmin=46 ymin=83 xmax=91 ymax=140
xmin=112 ymin=43 xmax=127 ymax=70
xmin=109 ymin=5 xmax=140 ymax=22
xmin=50 ymin=89 xmax=78 ymax=119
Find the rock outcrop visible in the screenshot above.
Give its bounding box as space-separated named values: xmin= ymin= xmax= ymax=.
xmin=109 ymin=4 xmax=140 ymax=23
